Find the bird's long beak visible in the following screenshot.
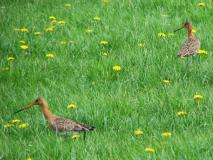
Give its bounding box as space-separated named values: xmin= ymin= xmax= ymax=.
xmin=174 ymin=26 xmax=184 ymax=32
xmin=14 ymin=101 xmax=36 ymax=114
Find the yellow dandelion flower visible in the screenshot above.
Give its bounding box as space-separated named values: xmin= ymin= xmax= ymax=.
xmin=51 ymin=20 xmax=58 ymax=24
xmin=19 ymin=28 xmax=29 ymax=33
xmin=67 ymin=104 xmax=77 ymax=109
xmin=167 ymin=33 xmax=175 ymax=37
xmin=46 ymin=53 xmax=55 ymax=59
xmin=192 ymin=29 xmax=197 ymax=33
xmin=64 ymin=3 xmax=71 ymax=7
xmin=72 ymin=134 xmax=80 ymax=139
xmin=134 ymin=129 xmax=144 ymax=136
xmin=93 ymin=16 xmax=101 ymax=21
xmin=7 ymin=57 xmax=15 ymax=61
xmin=46 ymin=27 xmax=54 ymax=32
xmin=177 ymin=111 xmax=187 ymax=116
xmin=60 ymin=41 xmax=67 ymax=45
xmin=49 ymin=16 xmax=56 ymax=20
xmin=34 ymin=32 xmax=41 ymax=36
xmin=20 ymin=45 xmax=28 ymax=50
xmin=100 ymin=40 xmax=108 ymax=45
xmin=163 ymin=80 xmax=170 ymax=85
xmin=101 ymin=52 xmax=108 ymax=56
xmin=145 ymin=147 xmax=155 ymax=153
xmin=103 ymin=0 xmax=110 ymax=4
xmin=18 ymin=123 xmax=29 ymax=128
xmin=20 ymin=40 xmax=26 ymax=44
xmin=138 ymin=43 xmax=145 ymax=48
xmin=161 ymin=132 xmax=172 ymax=137
xmin=10 ymin=119 xmax=21 ymax=124
xmin=197 ymin=2 xmax=205 ymax=7
xmin=27 ymin=157 xmax=32 ymax=160
xmin=194 ymin=95 xmax=203 ymax=100
xmin=4 ymin=123 xmax=14 ymax=128
xmin=158 ymin=32 xmax=166 ymax=37
xmin=85 ymin=29 xmax=94 ymax=33
xmin=197 ymin=49 xmax=208 ymax=55
xmin=112 ymin=65 xmax=122 ymax=71
xmin=58 ymin=20 xmax=65 ymax=24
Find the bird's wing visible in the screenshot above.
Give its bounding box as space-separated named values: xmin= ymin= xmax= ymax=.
xmin=177 ymin=38 xmax=200 ymax=57
xmin=50 ymin=118 xmax=95 ymax=133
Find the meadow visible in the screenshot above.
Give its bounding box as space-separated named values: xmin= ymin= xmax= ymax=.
xmin=0 ymin=0 xmax=213 ymax=159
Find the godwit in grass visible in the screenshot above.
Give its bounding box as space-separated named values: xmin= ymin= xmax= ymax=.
xmin=174 ymin=21 xmax=200 ymax=57
xmin=15 ymin=97 xmax=95 ymax=134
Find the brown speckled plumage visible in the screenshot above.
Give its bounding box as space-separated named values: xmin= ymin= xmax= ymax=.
xmin=15 ymin=97 xmax=95 ymax=134
xmin=175 ymin=21 xmax=200 ymax=57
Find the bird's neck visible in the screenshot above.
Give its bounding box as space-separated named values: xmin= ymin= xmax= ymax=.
xmin=187 ymin=25 xmax=194 ymax=38
xmin=40 ymin=105 xmax=56 ymax=121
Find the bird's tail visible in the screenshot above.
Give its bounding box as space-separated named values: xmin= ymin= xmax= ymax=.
xmin=88 ymin=126 xmax=95 ymax=131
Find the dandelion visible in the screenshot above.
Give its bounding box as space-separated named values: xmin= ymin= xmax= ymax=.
xmin=177 ymin=111 xmax=187 ymax=117
xmin=197 ymin=2 xmax=205 ymax=7
xmin=161 ymin=132 xmax=172 ymax=137
xmin=19 ymin=28 xmax=29 ymax=33
xmin=34 ymin=32 xmax=41 ymax=36
xmin=101 ymin=52 xmax=108 ymax=56
xmin=134 ymin=129 xmax=144 ymax=136
xmin=60 ymin=41 xmax=67 ymax=45
xmin=49 ymin=16 xmax=56 ymax=20
xmin=4 ymin=123 xmax=14 ymax=128
xmin=197 ymin=49 xmax=208 ymax=55
xmin=58 ymin=20 xmax=65 ymax=24
xmin=138 ymin=43 xmax=145 ymax=48
xmin=7 ymin=57 xmax=15 ymax=61
xmin=46 ymin=27 xmax=54 ymax=32
xmin=67 ymin=104 xmax=77 ymax=109
xmin=64 ymin=3 xmax=71 ymax=7
xmin=93 ymin=16 xmax=101 ymax=21
xmin=20 ymin=45 xmax=28 ymax=50
xmin=163 ymin=80 xmax=170 ymax=85
xmin=46 ymin=53 xmax=55 ymax=59
xmin=167 ymin=33 xmax=175 ymax=37
xmin=103 ymin=0 xmax=110 ymax=4
xmin=51 ymin=20 xmax=58 ymax=24
xmin=85 ymin=29 xmax=94 ymax=33
xmin=112 ymin=65 xmax=122 ymax=71
xmin=72 ymin=134 xmax=80 ymax=139
xmin=192 ymin=29 xmax=197 ymax=33
xmin=27 ymin=157 xmax=32 ymax=160
xmin=100 ymin=40 xmax=108 ymax=45
xmin=158 ymin=32 xmax=166 ymax=37
xmin=20 ymin=40 xmax=26 ymax=44
xmin=145 ymin=147 xmax=155 ymax=153
xmin=10 ymin=119 xmax=21 ymax=124
xmin=18 ymin=123 xmax=29 ymax=128
xmin=194 ymin=95 xmax=203 ymax=100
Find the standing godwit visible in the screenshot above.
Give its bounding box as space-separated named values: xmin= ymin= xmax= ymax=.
xmin=15 ymin=97 xmax=95 ymax=134
xmin=174 ymin=21 xmax=200 ymax=57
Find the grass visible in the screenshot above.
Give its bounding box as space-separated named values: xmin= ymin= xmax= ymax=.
xmin=0 ymin=0 xmax=213 ymax=159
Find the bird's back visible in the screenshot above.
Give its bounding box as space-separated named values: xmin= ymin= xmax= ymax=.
xmin=177 ymin=36 xmax=200 ymax=57
xmin=49 ymin=117 xmax=95 ymax=134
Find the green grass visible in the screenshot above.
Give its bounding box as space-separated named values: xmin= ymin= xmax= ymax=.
xmin=1 ymin=0 xmax=213 ymax=159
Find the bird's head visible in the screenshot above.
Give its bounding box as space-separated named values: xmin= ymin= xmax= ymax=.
xmin=174 ymin=21 xmax=192 ymax=32
xmin=14 ymin=97 xmax=48 ymax=113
